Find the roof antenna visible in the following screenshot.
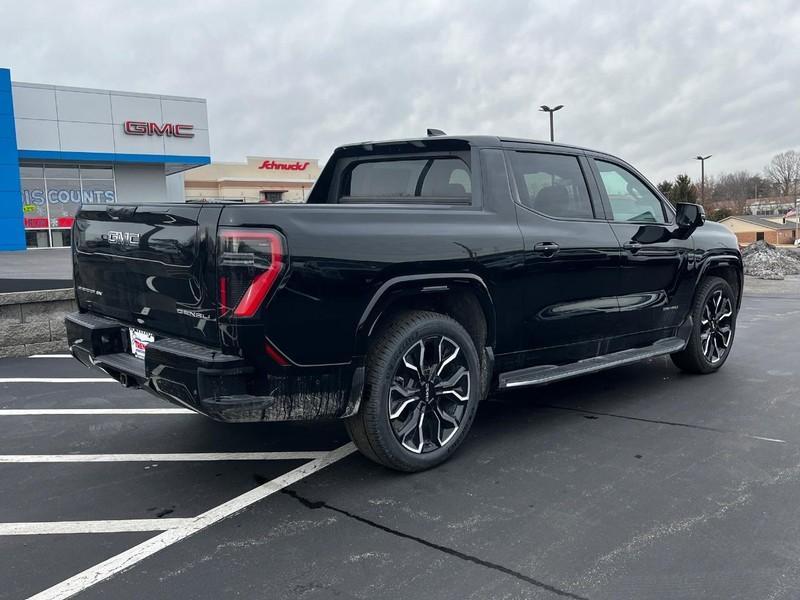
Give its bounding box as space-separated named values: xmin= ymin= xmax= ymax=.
xmin=426 ymin=128 xmax=446 ymax=137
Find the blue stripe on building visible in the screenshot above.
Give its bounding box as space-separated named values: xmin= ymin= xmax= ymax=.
xmin=0 ymin=68 xmax=25 ymax=251
xmin=16 ymin=149 xmax=210 ymax=167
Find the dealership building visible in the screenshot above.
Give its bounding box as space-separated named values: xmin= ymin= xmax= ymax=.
xmin=0 ymin=67 xmax=210 ymax=250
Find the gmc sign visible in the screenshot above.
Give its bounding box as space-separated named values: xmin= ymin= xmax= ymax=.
xmin=123 ymin=121 xmax=195 ymax=138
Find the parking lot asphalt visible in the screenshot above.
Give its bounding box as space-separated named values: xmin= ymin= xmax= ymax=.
xmin=2 ymin=292 xmax=800 ymax=600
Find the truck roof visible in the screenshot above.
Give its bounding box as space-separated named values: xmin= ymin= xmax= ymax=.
xmin=337 ymin=135 xmax=614 ymax=159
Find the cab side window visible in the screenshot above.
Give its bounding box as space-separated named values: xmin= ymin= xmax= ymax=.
xmin=595 ymin=160 xmax=666 ymax=223
xmin=510 ymin=152 xmax=594 ymax=219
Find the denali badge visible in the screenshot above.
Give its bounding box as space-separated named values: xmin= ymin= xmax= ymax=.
xmin=106 ymin=231 xmax=140 ymax=246
xmin=176 ymin=307 xmax=213 ymax=319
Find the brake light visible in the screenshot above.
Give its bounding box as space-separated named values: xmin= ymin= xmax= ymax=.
xmin=218 ymin=229 xmax=285 ymax=318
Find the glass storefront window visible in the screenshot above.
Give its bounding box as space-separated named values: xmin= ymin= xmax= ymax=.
xmin=44 ymin=165 xmax=80 ymax=179
xmin=20 ymin=163 xmax=117 ymax=248
xmin=25 ymin=230 xmax=50 ymax=248
xmin=21 ymin=177 xmax=49 ymax=230
xmin=19 ymin=165 xmax=43 ymax=178
xmin=51 ymin=229 xmax=72 ymax=248
xmin=45 ymin=179 xmax=82 ymax=228
xmin=79 ymin=165 xmax=113 ymax=180
xmin=81 ymin=179 xmax=115 ymax=205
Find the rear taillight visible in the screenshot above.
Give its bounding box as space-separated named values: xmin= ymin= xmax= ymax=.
xmin=218 ymin=228 xmax=285 ymax=318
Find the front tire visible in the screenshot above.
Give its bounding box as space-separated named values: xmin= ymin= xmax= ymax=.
xmin=671 ymin=276 xmax=737 ymax=374
xmin=345 ymin=310 xmax=481 ymax=472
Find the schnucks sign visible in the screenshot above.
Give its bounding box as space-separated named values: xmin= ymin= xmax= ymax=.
xmin=258 ymin=160 xmax=310 ymax=171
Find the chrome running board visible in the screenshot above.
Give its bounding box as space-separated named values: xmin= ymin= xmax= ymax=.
xmin=498 ymin=336 xmax=686 ymax=390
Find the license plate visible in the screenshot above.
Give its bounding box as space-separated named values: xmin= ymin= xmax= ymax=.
xmin=128 ymin=328 xmax=154 ymax=360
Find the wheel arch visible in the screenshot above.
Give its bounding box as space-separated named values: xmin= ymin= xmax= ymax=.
xmin=696 ymin=255 xmax=743 ymax=309
xmin=355 ymin=274 xmax=496 ymax=358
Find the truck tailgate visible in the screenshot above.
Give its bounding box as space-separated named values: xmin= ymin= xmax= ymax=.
xmin=73 ymin=203 xmax=221 ymax=347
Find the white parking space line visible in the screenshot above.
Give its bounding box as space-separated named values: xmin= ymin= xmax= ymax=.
xmin=28 ymin=443 xmax=356 ymax=600
xmin=0 ymin=451 xmax=328 ymax=463
xmin=0 ymin=408 xmax=195 ymax=416
xmin=0 ymin=378 xmax=112 ymax=383
xmin=28 ymin=355 xmax=73 ymax=359
xmin=0 ymin=519 xmax=191 ymax=536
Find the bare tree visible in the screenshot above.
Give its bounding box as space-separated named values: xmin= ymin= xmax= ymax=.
xmin=764 ymin=150 xmax=800 ymax=197
xmin=712 ymin=170 xmax=759 ymax=214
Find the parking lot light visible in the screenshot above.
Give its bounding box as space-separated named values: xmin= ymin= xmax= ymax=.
xmin=695 ymin=154 xmax=712 ymax=204
xmin=539 ymin=105 xmax=564 ymax=142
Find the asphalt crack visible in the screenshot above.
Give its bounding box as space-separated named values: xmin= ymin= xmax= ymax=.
xmin=544 ymin=404 xmax=786 ymax=444
xmin=282 ymin=489 xmax=589 ymax=600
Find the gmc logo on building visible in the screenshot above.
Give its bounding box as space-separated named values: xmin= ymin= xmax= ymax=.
xmin=123 ymin=121 xmax=195 ymax=138
xmin=258 ymin=160 xmax=310 ymax=171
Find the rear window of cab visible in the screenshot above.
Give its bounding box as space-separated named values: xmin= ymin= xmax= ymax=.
xmin=339 ymin=157 xmax=471 ymax=204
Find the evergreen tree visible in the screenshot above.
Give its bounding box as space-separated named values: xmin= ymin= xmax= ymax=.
xmin=657 ymin=180 xmax=674 ymax=197
xmin=669 ymin=174 xmax=699 ymax=204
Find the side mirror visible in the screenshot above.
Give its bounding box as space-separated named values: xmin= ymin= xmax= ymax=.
xmin=676 ymin=202 xmax=705 ymax=230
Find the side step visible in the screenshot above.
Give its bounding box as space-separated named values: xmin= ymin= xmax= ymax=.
xmin=498 ymin=337 xmax=686 ymax=390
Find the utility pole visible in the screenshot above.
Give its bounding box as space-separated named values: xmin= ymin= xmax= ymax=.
xmin=695 ymin=155 xmax=712 ymax=204
xmin=539 ymin=105 xmax=564 ymax=142
xmin=753 ymin=180 xmax=758 ymax=216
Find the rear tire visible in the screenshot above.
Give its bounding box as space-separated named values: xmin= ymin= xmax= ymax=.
xmin=671 ymin=276 xmax=737 ymax=374
xmin=345 ymin=310 xmax=481 ymax=472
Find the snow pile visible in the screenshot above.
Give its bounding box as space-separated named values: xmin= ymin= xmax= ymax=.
xmin=742 ymin=240 xmax=800 ymax=280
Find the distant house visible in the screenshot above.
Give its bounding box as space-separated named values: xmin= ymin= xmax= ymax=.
xmin=746 ymin=196 xmax=797 ymax=216
xmin=719 ymin=215 xmax=797 ymax=245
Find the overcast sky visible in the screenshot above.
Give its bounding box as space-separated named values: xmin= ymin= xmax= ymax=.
xmin=1 ymin=0 xmax=798 ymax=183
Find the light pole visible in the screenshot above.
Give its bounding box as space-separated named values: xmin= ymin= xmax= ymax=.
xmin=695 ymin=155 xmax=711 ymax=204
xmin=539 ymin=105 xmax=564 ymax=142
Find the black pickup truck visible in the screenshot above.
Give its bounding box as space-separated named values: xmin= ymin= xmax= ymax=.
xmin=66 ymin=135 xmax=742 ymax=471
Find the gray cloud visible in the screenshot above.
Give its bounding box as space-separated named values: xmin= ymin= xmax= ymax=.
xmin=1 ymin=0 xmax=798 ymax=183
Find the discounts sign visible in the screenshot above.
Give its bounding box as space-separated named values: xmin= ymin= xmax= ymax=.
xmin=21 ymin=185 xmax=116 ymax=229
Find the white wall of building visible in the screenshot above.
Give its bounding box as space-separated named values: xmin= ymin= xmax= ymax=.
xmin=12 ymin=82 xmax=210 ymax=160
xmin=165 ymin=172 xmax=186 ymax=203
xmin=114 ymin=164 xmax=168 ymax=204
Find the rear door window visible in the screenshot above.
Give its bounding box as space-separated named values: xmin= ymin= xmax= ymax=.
xmin=342 ymin=157 xmax=471 ymax=204
xmin=510 ymin=152 xmax=594 ymax=219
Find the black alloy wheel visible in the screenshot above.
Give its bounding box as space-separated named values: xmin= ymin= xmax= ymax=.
xmin=345 ymin=310 xmax=482 ymax=472
xmin=387 ymin=335 xmax=471 ymax=454
xmin=699 ymin=288 xmax=734 ymax=364
xmin=671 ymin=276 xmax=737 ymax=374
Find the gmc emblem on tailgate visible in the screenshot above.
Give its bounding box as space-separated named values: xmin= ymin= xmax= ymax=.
xmin=106 ymin=231 xmax=140 ymax=246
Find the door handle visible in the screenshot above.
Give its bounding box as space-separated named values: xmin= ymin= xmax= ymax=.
xmin=533 ymin=242 xmax=560 ymax=256
xmin=623 ymin=241 xmax=642 ymax=253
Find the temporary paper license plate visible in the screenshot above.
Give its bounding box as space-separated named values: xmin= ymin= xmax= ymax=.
xmin=128 ymin=328 xmax=154 ymax=360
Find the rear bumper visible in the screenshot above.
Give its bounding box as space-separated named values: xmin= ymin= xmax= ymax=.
xmin=65 ymin=312 xmax=363 ymax=423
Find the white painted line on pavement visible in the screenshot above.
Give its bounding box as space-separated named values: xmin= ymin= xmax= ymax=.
xmin=0 ymin=519 xmax=191 ymax=536
xmin=28 ymin=354 xmax=73 ymax=359
xmin=0 ymin=408 xmax=195 ymax=416
xmin=0 ymin=378 xmax=112 ymax=383
xmin=747 ymin=435 xmax=787 ymax=443
xmin=0 ymin=451 xmax=328 ymax=463
xmin=28 ymin=443 xmax=356 ymax=600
